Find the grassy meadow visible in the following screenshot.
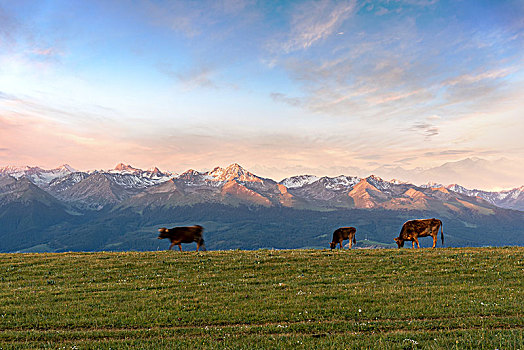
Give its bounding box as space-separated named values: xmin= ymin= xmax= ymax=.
xmin=0 ymin=247 xmax=522 ymax=349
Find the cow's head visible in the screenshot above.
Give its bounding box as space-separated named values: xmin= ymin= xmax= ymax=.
xmin=157 ymin=227 xmax=169 ymax=239
xmin=394 ymin=237 xmax=404 ymax=248
xmin=329 ymin=241 xmax=337 ymax=249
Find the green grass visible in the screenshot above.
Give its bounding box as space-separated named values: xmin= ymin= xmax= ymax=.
xmin=0 ymin=247 xmax=522 ymax=349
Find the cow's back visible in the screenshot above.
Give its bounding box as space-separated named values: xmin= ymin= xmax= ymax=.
xmin=401 ymin=219 xmax=434 ymax=239
xmin=334 ymin=227 xmax=356 ymax=240
xmin=170 ymin=225 xmax=204 ymax=243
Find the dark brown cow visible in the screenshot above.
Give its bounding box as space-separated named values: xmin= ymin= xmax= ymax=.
xmin=394 ymin=218 xmax=444 ymax=249
xmin=330 ymin=227 xmax=357 ymax=249
xmin=158 ymin=225 xmax=206 ymax=251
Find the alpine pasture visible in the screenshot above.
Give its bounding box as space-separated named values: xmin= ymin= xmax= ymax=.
xmin=1 ymin=247 xmax=522 ymax=349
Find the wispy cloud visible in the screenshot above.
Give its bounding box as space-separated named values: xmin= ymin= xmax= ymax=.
xmin=277 ymin=0 xmax=358 ymax=53
xmin=31 ymin=47 xmax=61 ymax=57
xmin=423 ymin=150 xmax=471 ymax=157
xmin=158 ymin=62 xmax=219 ymax=90
xmin=407 ymin=122 xmax=439 ymax=138
xmin=443 ymin=67 xmax=515 ymax=87
xmin=266 ymin=0 xmax=524 ymax=133
xmin=0 ymin=3 xmax=66 ymax=71
xmin=0 ymin=91 xmax=16 ymax=101
xmin=0 ymin=5 xmax=19 ymax=49
xmin=270 ymin=92 xmax=302 ymax=107
xmin=401 ymin=0 xmax=439 ymax=6
xmin=142 ymin=0 xmax=256 ymax=39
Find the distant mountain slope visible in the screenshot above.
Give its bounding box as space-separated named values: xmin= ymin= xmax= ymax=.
xmin=0 ymin=175 xmax=75 ymax=252
xmin=446 ymin=184 xmax=524 ymax=211
xmin=0 ymin=175 xmax=63 ymax=207
xmin=2 ymin=203 xmax=522 ymax=253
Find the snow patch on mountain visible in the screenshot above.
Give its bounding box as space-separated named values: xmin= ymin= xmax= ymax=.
xmin=420 ymin=182 xmax=444 ymax=189
xmin=280 ymin=175 xmax=320 ymax=188
xmin=366 ymin=175 xmax=392 ymax=191
xmin=0 ymin=164 xmax=76 ymax=186
xmin=47 ymin=172 xmax=90 ymax=193
xmin=322 ymin=176 xmax=361 ymax=190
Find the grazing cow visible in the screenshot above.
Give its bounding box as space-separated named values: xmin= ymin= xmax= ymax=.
xmin=158 ymin=225 xmax=206 ymax=251
xmin=330 ymin=227 xmax=357 ymax=249
xmin=394 ymin=218 xmax=444 ymax=249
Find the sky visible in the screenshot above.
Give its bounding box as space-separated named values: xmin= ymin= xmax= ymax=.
xmin=0 ymin=0 xmax=523 ymax=189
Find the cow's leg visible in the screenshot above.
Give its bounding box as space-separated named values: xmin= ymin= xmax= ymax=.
xmin=178 ymin=244 xmax=182 ymax=251
xmin=432 ymin=235 xmax=437 ymax=248
xmin=413 ymin=237 xmax=420 ymax=248
xmin=411 ymin=241 xmax=415 ymax=249
xmin=169 ymin=242 xmax=175 ymax=250
xmin=339 ymin=240 xmax=343 ymax=249
xmin=348 ymin=239 xmax=352 ymax=249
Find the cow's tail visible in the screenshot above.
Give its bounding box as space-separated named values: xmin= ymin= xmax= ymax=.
xmin=440 ymin=221 xmax=444 ymax=246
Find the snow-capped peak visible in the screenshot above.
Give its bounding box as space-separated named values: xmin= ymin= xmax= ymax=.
xmin=390 ymin=179 xmax=409 ymax=185
xmin=0 ymin=165 xmax=32 ymax=174
xmin=112 ymin=163 xmax=141 ymax=174
xmin=420 ymin=182 xmax=444 ymax=189
xmin=58 ymin=164 xmax=77 ymax=172
xmin=280 ymin=175 xmax=320 ymax=189
xmin=321 ymin=175 xmax=361 ymax=190
xmin=209 ymin=163 xmax=262 ymax=182
xmin=207 ymin=166 xmax=225 ymax=179
xmin=147 ymin=167 xmax=161 ymax=174
xmin=178 ymin=169 xmax=203 ymax=179
xmin=0 ymin=164 xmax=75 ymax=186
xmin=366 ymin=175 xmax=392 ymax=191
xmin=224 ymin=163 xmax=247 ymax=176
xmin=447 ymin=184 xmax=469 ymax=194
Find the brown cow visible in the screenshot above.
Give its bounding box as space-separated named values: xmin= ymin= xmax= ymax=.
xmin=330 ymin=227 xmax=357 ymax=249
xmin=158 ymin=225 xmax=206 ymax=251
xmin=394 ymin=218 xmax=444 ymax=249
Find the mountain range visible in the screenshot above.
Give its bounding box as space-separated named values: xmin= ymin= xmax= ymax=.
xmin=1 ymin=162 xmax=523 ymax=212
xmin=0 ymin=163 xmax=522 ymax=252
